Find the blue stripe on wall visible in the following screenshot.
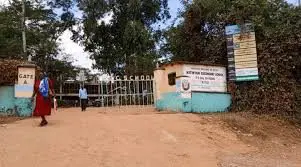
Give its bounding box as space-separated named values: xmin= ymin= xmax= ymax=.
xmin=0 ymin=86 xmax=33 ymax=117
xmin=155 ymin=92 xmax=191 ymax=112
xmin=15 ymin=85 xmax=34 ymax=92
xmin=191 ymin=93 xmax=231 ymax=112
xmin=156 ymin=92 xmax=231 ymax=113
xmin=0 ymin=86 xmax=15 ymax=114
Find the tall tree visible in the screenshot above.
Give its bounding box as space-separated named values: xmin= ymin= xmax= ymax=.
xmin=0 ymin=0 xmax=77 ymax=76
xmin=76 ymin=0 xmax=170 ymax=75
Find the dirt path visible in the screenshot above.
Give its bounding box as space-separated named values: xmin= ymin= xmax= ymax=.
xmin=0 ymin=108 xmax=300 ymax=167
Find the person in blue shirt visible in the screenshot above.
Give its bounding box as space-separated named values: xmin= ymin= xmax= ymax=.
xmin=79 ymin=85 xmax=88 ymax=111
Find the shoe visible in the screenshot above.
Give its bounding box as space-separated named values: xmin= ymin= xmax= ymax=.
xmin=40 ymin=120 xmax=48 ymax=127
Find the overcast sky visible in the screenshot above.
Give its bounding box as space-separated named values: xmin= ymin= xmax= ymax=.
xmin=0 ymin=0 xmax=299 ymax=72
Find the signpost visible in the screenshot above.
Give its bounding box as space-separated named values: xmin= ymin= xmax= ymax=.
xmin=225 ymin=23 xmax=259 ymax=81
xmin=15 ymin=65 xmax=36 ymax=98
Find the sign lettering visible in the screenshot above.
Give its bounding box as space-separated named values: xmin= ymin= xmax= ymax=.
xmin=16 ymin=66 xmax=35 ymax=98
xmin=225 ymin=23 xmax=259 ymax=81
xmin=109 ymin=75 xmax=154 ymax=81
xmin=183 ymin=65 xmax=227 ymax=93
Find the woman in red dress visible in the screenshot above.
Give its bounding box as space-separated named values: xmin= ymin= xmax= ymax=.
xmin=31 ymin=72 xmax=55 ymax=126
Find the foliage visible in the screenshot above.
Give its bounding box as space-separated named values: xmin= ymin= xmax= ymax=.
xmin=0 ymin=0 xmax=77 ymax=76
xmin=75 ymin=0 xmax=170 ymax=75
xmin=0 ymin=59 xmax=41 ymax=85
xmin=165 ymin=0 xmax=301 ymax=115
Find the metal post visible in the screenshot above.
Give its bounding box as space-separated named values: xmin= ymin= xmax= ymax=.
xmin=137 ymin=80 xmax=140 ymax=108
xmin=98 ymin=84 xmax=100 ymax=100
xmin=153 ymin=79 xmax=156 ymax=107
xmin=59 ymin=82 xmax=63 ymax=100
xmin=106 ymin=82 xmax=109 ymax=108
xmin=125 ymin=80 xmax=127 ymax=106
xmin=117 ymin=81 xmax=123 ymax=107
xmin=133 ymin=80 xmax=136 ymax=106
xmin=149 ymin=80 xmax=152 ymax=105
xmin=111 ymin=81 xmax=113 ymax=107
xmin=146 ymin=80 xmax=150 ymax=106
xmin=127 ymin=80 xmax=131 ymax=106
xmin=58 ymin=74 xmax=62 ymax=100
xmin=116 ymin=81 xmax=119 ymax=109
xmin=142 ymin=80 xmax=144 ymax=106
xmin=101 ymin=82 xmax=104 ymax=107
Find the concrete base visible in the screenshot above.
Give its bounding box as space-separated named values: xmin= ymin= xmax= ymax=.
xmin=0 ymin=86 xmax=33 ymax=117
xmin=155 ymin=92 xmax=231 ymax=113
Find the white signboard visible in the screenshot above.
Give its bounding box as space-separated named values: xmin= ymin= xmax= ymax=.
xmin=183 ymin=65 xmax=227 ymax=93
xmin=18 ymin=67 xmax=35 ymax=85
xmin=226 ymin=24 xmax=259 ymax=81
xmin=15 ymin=66 xmax=35 ymax=98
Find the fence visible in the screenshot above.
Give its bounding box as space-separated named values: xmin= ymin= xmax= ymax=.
xmin=55 ymin=76 xmax=155 ymax=109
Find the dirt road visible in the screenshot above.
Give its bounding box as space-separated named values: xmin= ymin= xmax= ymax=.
xmin=0 ymin=108 xmax=300 ymax=167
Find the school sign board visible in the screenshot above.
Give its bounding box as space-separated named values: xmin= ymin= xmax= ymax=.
xmin=183 ymin=65 xmax=227 ymax=93
xmin=225 ymin=23 xmax=259 ymax=81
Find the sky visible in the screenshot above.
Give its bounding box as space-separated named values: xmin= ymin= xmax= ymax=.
xmin=0 ymin=0 xmax=299 ymax=72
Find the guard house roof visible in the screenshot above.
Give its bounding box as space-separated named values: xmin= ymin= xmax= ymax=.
xmin=157 ymin=61 xmax=226 ymax=70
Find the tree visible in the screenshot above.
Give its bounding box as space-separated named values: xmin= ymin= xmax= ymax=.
xmin=0 ymin=0 xmax=77 ymax=76
xmin=75 ymin=0 xmax=170 ymax=75
xmin=165 ymin=0 xmax=301 ymax=115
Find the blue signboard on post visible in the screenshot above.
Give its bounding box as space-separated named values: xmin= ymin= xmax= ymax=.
xmin=225 ymin=23 xmax=259 ymax=81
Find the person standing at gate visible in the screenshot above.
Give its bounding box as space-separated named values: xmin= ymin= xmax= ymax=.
xmin=79 ymin=85 xmax=88 ymax=111
xmin=142 ymin=89 xmax=147 ymax=105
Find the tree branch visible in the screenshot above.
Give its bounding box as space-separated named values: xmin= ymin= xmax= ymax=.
xmin=8 ymin=0 xmax=21 ymax=15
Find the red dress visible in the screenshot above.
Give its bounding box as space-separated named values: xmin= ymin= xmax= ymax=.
xmin=33 ymin=79 xmax=54 ymax=117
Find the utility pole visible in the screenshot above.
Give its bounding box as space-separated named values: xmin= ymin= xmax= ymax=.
xmin=21 ymin=0 xmax=29 ymax=61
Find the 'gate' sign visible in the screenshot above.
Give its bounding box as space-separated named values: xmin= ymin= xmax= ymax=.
xmin=18 ymin=68 xmax=35 ymax=85
xmin=15 ymin=65 xmax=36 ymax=98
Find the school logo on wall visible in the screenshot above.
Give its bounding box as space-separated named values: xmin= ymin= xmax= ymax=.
xmin=180 ymin=77 xmax=191 ymax=99
xmin=182 ymin=79 xmax=190 ymax=91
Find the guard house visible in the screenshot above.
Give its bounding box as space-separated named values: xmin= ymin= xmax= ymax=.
xmin=154 ymin=62 xmax=231 ymax=113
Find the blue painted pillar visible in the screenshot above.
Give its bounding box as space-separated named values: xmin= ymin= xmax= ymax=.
xmin=14 ymin=64 xmax=36 ymax=117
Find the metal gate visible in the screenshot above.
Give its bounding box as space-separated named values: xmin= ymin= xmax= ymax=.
xmin=94 ymin=76 xmax=154 ymax=108
xmin=56 ymin=75 xmax=155 ymax=110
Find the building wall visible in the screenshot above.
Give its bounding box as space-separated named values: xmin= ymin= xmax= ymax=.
xmin=155 ymin=92 xmax=191 ymax=112
xmin=191 ymin=93 xmax=231 ymax=112
xmin=154 ymin=63 xmax=231 ymax=113
xmin=161 ymin=64 xmax=183 ymax=93
xmin=154 ymin=69 xmax=164 ymax=100
xmin=155 ymin=92 xmax=231 ymax=113
xmin=0 ymin=86 xmax=33 ymax=117
xmin=0 ymin=86 xmax=15 ymax=115
xmin=154 ymin=64 xmax=184 ymax=102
